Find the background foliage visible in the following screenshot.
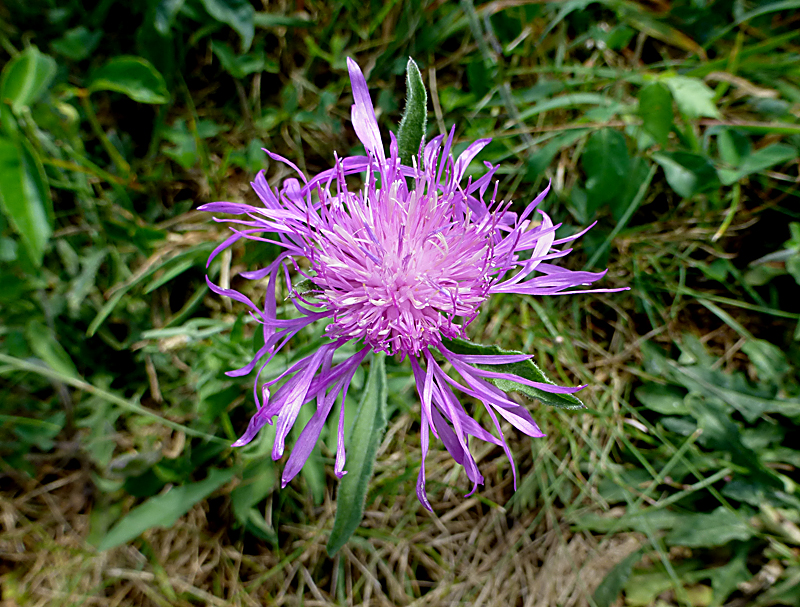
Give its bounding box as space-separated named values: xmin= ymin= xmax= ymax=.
xmin=1 ymin=0 xmax=799 ymax=605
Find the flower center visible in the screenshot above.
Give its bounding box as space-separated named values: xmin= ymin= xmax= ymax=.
xmin=311 ymin=181 xmax=492 ymax=356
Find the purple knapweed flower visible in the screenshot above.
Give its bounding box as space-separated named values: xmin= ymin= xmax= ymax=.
xmin=200 ymin=58 xmax=623 ymax=510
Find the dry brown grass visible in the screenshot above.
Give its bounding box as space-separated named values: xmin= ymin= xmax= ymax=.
xmin=1 ymin=451 xmax=646 ymax=606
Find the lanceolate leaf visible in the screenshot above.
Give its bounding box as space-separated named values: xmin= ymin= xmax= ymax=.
xmin=444 ymin=338 xmax=585 ymax=409
xmin=0 ymin=136 xmax=53 ymax=267
xmin=397 ymin=58 xmax=427 ymax=168
xmin=327 ymin=353 xmax=388 ymax=557
xmin=96 ymin=467 xmax=234 ymax=551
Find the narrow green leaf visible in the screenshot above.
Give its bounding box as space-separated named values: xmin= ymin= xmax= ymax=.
xmin=253 ymin=12 xmax=314 ymax=28
xmin=199 ymin=0 xmax=255 ymax=51
xmin=638 ymin=82 xmax=673 ymax=146
xmin=327 ymin=353 xmax=387 ymax=557
xmin=96 ymin=468 xmax=234 ymax=551
xmin=397 ymin=58 xmax=427 ymax=168
xmin=582 ymin=129 xmax=630 ymax=213
xmin=25 ymin=320 xmax=79 ymax=379
xmin=444 ymin=338 xmax=585 ymax=409
xmin=518 ymin=93 xmax=614 ymax=121
xmin=0 ymin=46 xmax=57 ymax=113
xmin=593 ymin=548 xmax=645 ymax=607
xmin=89 ymin=56 xmax=169 ymax=104
xmin=718 ymin=143 xmax=797 ymax=186
xmin=0 ymin=137 xmax=52 ymax=266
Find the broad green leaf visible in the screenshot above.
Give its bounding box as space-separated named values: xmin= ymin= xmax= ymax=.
xmin=624 ymin=562 xmax=707 ymax=607
xmin=663 ymin=75 xmax=720 ymax=119
xmin=718 ymin=143 xmax=797 ymax=185
xmin=96 ymin=467 xmax=234 ymax=551
xmin=211 ymin=40 xmax=265 ymax=79
xmin=652 ymin=151 xmax=719 ymax=198
xmin=0 ymin=46 xmax=57 ymax=113
xmin=327 ymin=353 xmax=387 ymax=557
xmin=592 ymin=548 xmax=644 ymax=607
xmin=89 ymin=56 xmax=169 ymax=104
xmin=665 ymin=506 xmax=755 ymax=547
xmin=0 ymin=137 xmax=52 ymax=266
xmin=444 ymin=338 xmax=585 ymax=409
xmin=638 ymin=82 xmax=673 ymax=146
xmin=200 ymin=0 xmax=255 ymax=51
xmin=634 ymin=383 xmax=689 ymax=415
xmin=397 ymin=58 xmax=428 ymax=168
xmin=715 ymin=128 xmax=751 ymax=167
xmin=50 ymin=27 xmax=102 ymax=61
xmin=582 ymin=129 xmax=630 ymax=213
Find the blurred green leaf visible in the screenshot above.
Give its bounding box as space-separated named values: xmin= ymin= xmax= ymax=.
xmin=663 ymin=75 xmax=720 ymax=119
xmin=624 ymin=562 xmax=707 ymax=607
xmin=12 ymin=411 xmax=65 ymax=451
xmin=154 ymin=0 xmax=186 ymax=35
xmin=715 ymin=128 xmax=752 ymax=167
xmin=253 ymin=12 xmax=314 ymax=28
xmin=51 ymin=27 xmax=102 ymax=61
xmin=718 ymin=143 xmax=797 ymax=185
xmin=582 ymin=129 xmax=630 ymax=213
xmin=199 ymin=0 xmax=255 ymax=51
xmin=25 ymin=320 xmax=79 ymax=379
xmin=592 ymin=548 xmax=644 ymax=607
xmin=526 ymin=130 xmax=588 ymax=184
xmin=635 ymin=383 xmax=689 ymax=415
xmin=638 ymin=82 xmax=673 ymax=146
xmin=708 ymin=550 xmax=750 ymax=607
xmin=97 ymin=468 xmax=234 ymax=551
xmin=741 ymin=338 xmax=791 ymax=384
xmin=327 ymin=353 xmax=387 ymax=557
xmin=0 ymin=46 xmax=57 ymax=113
xmin=666 ymin=507 xmax=755 ymax=547
xmin=231 ymin=459 xmax=277 ymax=542
xmin=444 ymin=338 xmax=585 ymax=409
xmin=89 ymin=56 xmax=169 ymax=104
xmin=652 ymin=151 xmax=719 ymax=198
xmin=0 ymin=137 xmax=52 ymax=266
xmin=211 ymin=40 xmax=267 ymax=79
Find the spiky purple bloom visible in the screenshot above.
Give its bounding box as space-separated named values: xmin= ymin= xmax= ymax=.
xmin=200 ymin=58 xmax=623 ymax=510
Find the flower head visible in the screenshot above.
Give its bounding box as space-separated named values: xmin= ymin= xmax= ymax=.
xmin=200 ymin=58 xmax=624 ymax=510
